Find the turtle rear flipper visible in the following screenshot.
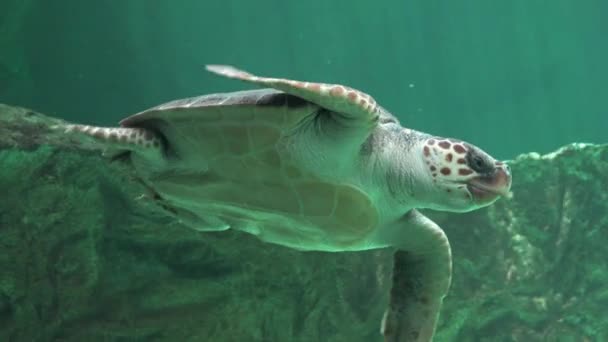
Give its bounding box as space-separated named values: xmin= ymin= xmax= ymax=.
xmin=54 ymin=123 xmax=164 ymax=160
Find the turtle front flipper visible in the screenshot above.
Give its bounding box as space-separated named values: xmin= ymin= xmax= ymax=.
xmin=376 ymin=210 xmax=452 ymax=342
xmin=205 ymin=65 xmax=380 ymax=130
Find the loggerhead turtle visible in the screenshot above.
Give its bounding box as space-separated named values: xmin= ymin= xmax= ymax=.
xmin=58 ymin=65 xmax=512 ymax=342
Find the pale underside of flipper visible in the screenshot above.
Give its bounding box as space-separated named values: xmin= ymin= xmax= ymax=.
xmin=377 ymin=210 xmax=452 ymax=342
xmin=382 ymin=251 xmax=445 ymax=342
xmin=205 ymin=64 xmax=381 ymax=128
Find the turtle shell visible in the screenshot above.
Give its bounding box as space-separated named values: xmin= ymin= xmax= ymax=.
xmin=121 ymin=89 xmax=379 ymax=250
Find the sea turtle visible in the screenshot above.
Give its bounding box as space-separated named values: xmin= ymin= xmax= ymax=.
xmin=58 ymin=65 xmax=512 ymax=342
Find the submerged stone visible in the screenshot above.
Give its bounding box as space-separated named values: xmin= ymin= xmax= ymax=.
xmin=0 ymin=104 xmax=607 ymax=341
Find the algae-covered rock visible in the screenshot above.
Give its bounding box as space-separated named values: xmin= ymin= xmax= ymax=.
xmin=432 ymin=143 xmax=608 ymax=341
xmin=0 ymin=104 xmax=606 ymax=341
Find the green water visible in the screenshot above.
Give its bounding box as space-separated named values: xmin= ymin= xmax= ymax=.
xmin=1 ymin=1 xmax=607 ymax=342
xmin=1 ymin=0 xmax=606 ymax=159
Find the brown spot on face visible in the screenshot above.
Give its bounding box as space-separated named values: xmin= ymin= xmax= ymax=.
xmin=359 ymin=98 xmax=368 ymax=107
xmin=430 ymin=165 xmax=436 ymax=172
xmin=428 ymin=139 xmax=436 ymax=145
xmin=453 ymin=144 xmax=466 ymax=154
xmin=459 ymin=168 xmax=473 ymax=176
xmin=109 ymin=132 xmax=119 ymax=142
xmin=423 ymin=146 xmax=430 ymax=157
xmin=457 ymin=158 xmax=466 ymax=164
xmin=440 ymin=167 xmax=451 ymax=175
xmin=130 ymin=131 xmax=137 ymax=139
xmin=432 ymin=174 xmax=437 ymax=178
xmin=445 ymin=153 xmax=453 ymax=162
xmin=438 ymin=141 xmax=451 ymax=149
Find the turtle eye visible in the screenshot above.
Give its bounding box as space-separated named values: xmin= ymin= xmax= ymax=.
xmin=466 ymin=150 xmax=494 ymax=174
xmin=472 ymin=156 xmax=484 ymax=169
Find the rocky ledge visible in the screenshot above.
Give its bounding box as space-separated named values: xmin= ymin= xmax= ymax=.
xmin=0 ymin=104 xmax=606 ymax=341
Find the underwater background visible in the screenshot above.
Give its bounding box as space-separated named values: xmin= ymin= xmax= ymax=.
xmin=1 ymin=0 xmax=607 ymax=159
xmin=1 ymin=0 xmax=607 ymax=341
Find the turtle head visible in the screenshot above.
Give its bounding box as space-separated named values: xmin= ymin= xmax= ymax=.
xmin=414 ymin=137 xmax=512 ymax=212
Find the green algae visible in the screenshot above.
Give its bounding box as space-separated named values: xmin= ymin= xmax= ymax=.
xmin=0 ymin=105 xmax=607 ymax=341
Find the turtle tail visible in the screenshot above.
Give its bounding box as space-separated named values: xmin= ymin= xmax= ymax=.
xmin=53 ymin=123 xmax=163 ymax=158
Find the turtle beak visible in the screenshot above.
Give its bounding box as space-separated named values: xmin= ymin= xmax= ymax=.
xmin=466 ymin=164 xmax=512 ymax=203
